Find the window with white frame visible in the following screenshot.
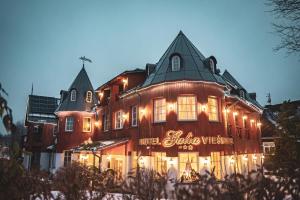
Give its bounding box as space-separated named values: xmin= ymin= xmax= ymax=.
xmin=83 ymin=117 xmax=91 ymax=132
xmin=177 ymin=96 xmax=197 ymax=120
xmin=115 ymin=110 xmax=124 ymax=129
xmin=208 ymin=96 xmax=219 ymax=121
xmin=154 ymin=98 xmax=166 ymax=122
xmin=70 ymin=90 xmax=76 ymax=101
xmin=103 ymin=112 xmax=110 ymax=131
xmin=171 ymin=55 xmax=180 ymax=71
xmin=86 ymin=91 xmax=92 ymax=103
xmin=64 ymin=151 xmax=72 ymax=167
xmin=131 ymin=106 xmax=138 ymax=127
xmin=65 ymin=117 xmax=74 ymax=132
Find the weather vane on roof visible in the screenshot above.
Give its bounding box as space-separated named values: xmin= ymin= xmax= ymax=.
xmin=79 ymin=56 xmax=92 ymax=67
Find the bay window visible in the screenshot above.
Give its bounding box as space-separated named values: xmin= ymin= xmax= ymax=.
xmin=177 ymin=96 xmax=197 ymax=120
xmin=154 ymin=98 xmax=166 ymax=122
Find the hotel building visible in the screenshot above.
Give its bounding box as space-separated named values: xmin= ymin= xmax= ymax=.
xmin=23 ymin=31 xmax=263 ymax=179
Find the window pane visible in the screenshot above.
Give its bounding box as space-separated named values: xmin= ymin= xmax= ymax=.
xmin=83 ymin=118 xmax=91 ymax=132
xmin=208 ymin=97 xmax=219 ymax=121
xmin=178 ymin=96 xmax=196 ymax=120
xmin=154 ymin=99 xmax=166 ymax=122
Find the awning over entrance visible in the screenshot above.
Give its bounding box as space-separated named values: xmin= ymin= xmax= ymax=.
xmin=71 ymin=138 xmax=129 ymax=152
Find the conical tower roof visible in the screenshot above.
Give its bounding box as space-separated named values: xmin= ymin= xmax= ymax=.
xmin=56 ymin=66 xmax=97 ymax=112
xmin=142 ymin=31 xmax=225 ymax=87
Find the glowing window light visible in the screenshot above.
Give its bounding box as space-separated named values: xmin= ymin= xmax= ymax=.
xmin=122 ymin=113 xmax=129 ymax=121
xmin=233 ymin=112 xmax=238 ymax=116
xmin=242 ymin=115 xmax=248 ymax=120
xmin=94 ymin=121 xmax=100 ymax=127
xmin=122 ymin=78 xmax=128 ymax=85
xmin=257 ymin=122 xmax=262 ymax=127
xmin=98 ymin=92 xmax=104 ymax=98
xmin=252 ymin=154 xmax=257 ymax=161
xmin=107 ymin=155 xmax=112 ymax=161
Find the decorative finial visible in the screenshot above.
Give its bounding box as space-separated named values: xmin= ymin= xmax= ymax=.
xmin=79 ymin=56 xmax=92 ymax=68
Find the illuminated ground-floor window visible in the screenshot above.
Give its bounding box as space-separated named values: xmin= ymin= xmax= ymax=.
xmin=111 ymin=157 xmax=124 ymax=180
xmin=211 ymin=152 xmax=222 ymax=179
xmin=153 ymin=152 xmax=167 ymax=175
xmin=178 ymin=152 xmax=198 ymax=181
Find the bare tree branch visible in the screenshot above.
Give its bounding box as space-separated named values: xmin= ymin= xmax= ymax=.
xmin=267 ymin=0 xmax=300 ymax=54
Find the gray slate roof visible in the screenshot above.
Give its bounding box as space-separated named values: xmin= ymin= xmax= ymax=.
xmin=56 ymin=66 xmax=97 ymax=112
xmin=142 ymin=31 xmax=226 ymax=87
xmin=26 ymin=95 xmax=59 ymax=123
xmin=222 ymin=70 xmax=263 ymax=109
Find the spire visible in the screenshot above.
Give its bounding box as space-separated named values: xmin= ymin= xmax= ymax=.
xmin=56 ymin=65 xmax=96 ymax=112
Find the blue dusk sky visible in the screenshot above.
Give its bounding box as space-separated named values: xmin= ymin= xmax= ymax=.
xmin=0 ymin=0 xmax=299 ymax=122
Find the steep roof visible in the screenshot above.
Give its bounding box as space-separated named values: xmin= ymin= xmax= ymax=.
xmin=222 ymin=70 xmax=263 ymax=109
xmin=26 ymin=95 xmax=59 ymax=123
xmin=142 ymin=31 xmax=226 ymax=87
xmin=56 ymin=66 xmax=97 ymax=112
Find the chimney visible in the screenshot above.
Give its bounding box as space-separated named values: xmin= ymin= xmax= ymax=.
xmin=249 ymin=92 xmax=256 ymax=100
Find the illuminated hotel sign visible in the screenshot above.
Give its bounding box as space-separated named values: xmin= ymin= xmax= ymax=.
xmin=139 ymin=130 xmax=233 ymax=150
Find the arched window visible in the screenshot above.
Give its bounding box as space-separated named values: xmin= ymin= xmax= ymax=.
xmin=209 ymin=59 xmax=215 ymax=73
xmin=86 ymin=91 xmax=92 ymax=103
xmin=171 ymin=55 xmax=180 ymax=71
xmin=70 ymin=90 xmax=76 ymax=101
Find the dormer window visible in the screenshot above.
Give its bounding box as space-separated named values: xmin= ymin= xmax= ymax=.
xmin=240 ymin=90 xmax=245 ymax=99
xmin=171 ymin=55 xmax=180 ymax=71
xmin=70 ymin=90 xmax=76 ymax=101
xmin=86 ymin=91 xmax=92 ymax=103
xmin=209 ymin=59 xmax=215 ymax=73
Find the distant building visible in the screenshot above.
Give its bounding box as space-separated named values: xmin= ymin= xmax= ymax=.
xmin=23 ymin=95 xmax=59 ymax=171
xmin=261 ymin=100 xmax=300 ymax=156
xmin=23 ymin=31 xmax=264 ymax=179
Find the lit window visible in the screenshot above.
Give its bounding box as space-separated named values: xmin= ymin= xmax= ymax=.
xmin=65 ymin=117 xmax=74 ymax=132
xmin=208 ymin=96 xmax=219 ymax=121
xmin=131 ymin=106 xmax=138 ymax=127
xmin=153 ymin=152 xmax=167 ymax=175
xmin=64 ymin=151 xmax=72 ymax=167
xmin=83 ymin=117 xmax=91 ymax=132
xmin=86 ymin=91 xmax=92 ymax=103
xmin=70 ymin=90 xmax=76 ymax=101
xmin=171 ymin=55 xmax=180 ymax=71
xmin=179 ymin=152 xmax=198 ymax=178
xmin=115 ymin=110 xmax=124 ymax=129
xmin=177 ymin=96 xmax=197 ymax=121
xmin=211 ymin=152 xmax=221 ymax=179
xmin=154 ymin=98 xmax=166 ymax=122
xmin=103 ymin=112 xmax=110 ymax=131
